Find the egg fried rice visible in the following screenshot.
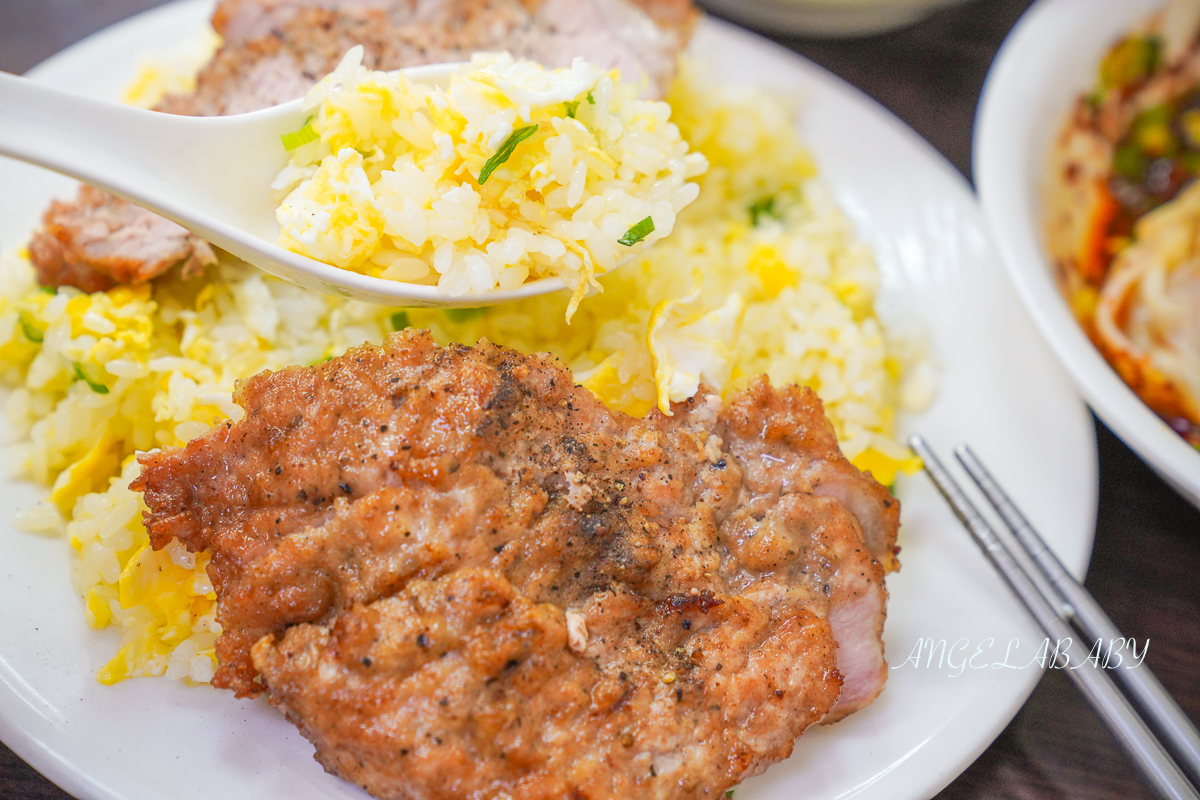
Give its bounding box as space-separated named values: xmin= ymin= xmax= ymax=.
xmin=275 ymin=48 xmax=705 ymax=313
xmin=0 ymin=60 xmax=930 ymax=686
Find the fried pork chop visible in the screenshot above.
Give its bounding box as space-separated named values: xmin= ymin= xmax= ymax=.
xmin=28 ymin=0 xmax=697 ymax=294
xmin=27 ymin=185 xmax=217 ymax=294
xmin=134 ymin=330 xmax=899 ymax=800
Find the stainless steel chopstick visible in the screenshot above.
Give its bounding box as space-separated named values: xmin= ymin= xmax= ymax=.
xmin=954 ymin=442 xmax=1200 ymax=785
xmin=908 ymin=434 xmax=1200 ymax=800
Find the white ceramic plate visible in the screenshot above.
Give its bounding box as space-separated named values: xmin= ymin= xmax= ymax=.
xmin=0 ymin=3 xmax=1097 ymax=799
xmin=975 ymin=0 xmax=1200 ymax=509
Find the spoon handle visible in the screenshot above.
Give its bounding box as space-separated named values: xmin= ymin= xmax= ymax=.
xmin=0 ymin=70 xmax=300 ymax=237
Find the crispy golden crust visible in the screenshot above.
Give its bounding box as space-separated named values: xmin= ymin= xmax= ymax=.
xmin=134 ymin=331 xmax=898 ymax=799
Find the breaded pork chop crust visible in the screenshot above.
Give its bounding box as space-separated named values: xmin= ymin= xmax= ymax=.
xmin=134 ymin=330 xmax=898 ymax=799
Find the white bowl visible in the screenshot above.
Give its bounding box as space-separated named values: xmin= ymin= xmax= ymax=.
xmin=698 ymin=0 xmax=973 ymax=36
xmin=974 ymin=0 xmax=1200 ymax=508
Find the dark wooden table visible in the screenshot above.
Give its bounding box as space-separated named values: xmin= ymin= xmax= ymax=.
xmin=1 ymin=1 xmax=1197 ymax=798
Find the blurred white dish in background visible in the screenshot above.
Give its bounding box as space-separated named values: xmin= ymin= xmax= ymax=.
xmin=698 ymin=0 xmax=974 ymax=37
xmin=975 ymin=0 xmax=1200 ymax=509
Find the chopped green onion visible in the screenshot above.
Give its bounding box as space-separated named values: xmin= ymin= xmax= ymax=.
xmin=18 ymin=312 xmax=43 ymax=344
xmin=586 ymin=91 xmax=595 ymax=105
xmin=281 ymin=116 xmax=318 ymax=151
xmin=39 ymin=285 xmax=57 ymax=295
xmin=564 ymin=100 xmax=580 ymax=119
xmin=444 ymin=307 xmax=487 ymax=323
xmin=478 ymin=124 xmax=539 ymax=185
xmin=748 ymin=196 xmax=779 ymax=226
xmin=72 ymin=363 xmax=109 ymax=394
xmin=618 ymin=216 xmax=655 ymax=247
xmin=390 ymin=311 xmax=411 ymax=331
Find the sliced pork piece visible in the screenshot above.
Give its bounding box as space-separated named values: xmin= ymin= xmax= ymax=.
xmin=512 ymin=0 xmax=697 ymax=100
xmin=210 ymin=0 xmax=527 ymax=45
xmin=210 ymin=0 xmax=402 ymax=42
xmin=157 ymin=7 xmax=467 ymax=116
xmin=176 ymin=0 xmax=697 ymax=115
xmin=134 ymin=330 xmax=898 ymax=800
xmin=30 ymin=0 xmax=696 ymax=294
xmin=210 ymin=0 xmax=698 ymax=93
xmin=27 ymin=185 xmax=215 ymax=293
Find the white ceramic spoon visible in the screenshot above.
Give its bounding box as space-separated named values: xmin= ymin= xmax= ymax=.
xmin=0 ymin=66 xmax=567 ymax=307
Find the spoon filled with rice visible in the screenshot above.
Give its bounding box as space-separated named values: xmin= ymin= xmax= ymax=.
xmin=0 ymin=47 xmax=705 ymax=311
